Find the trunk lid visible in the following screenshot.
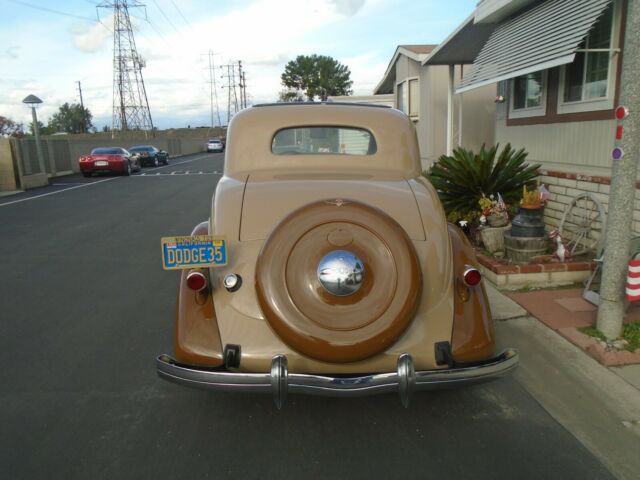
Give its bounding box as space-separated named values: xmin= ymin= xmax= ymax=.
xmin=240 ymin=173 xmax=425 ymax=241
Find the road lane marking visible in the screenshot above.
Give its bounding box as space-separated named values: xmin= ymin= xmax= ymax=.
xmin=152 ymin=154 xmax=214 ymax=171
xmin=0 ymin=177 xmax=119 ymax=207
xmin=0 ymin=153 xmax=218 ymax=207
xmin=131 ymin=172 xmax=220 ymax=177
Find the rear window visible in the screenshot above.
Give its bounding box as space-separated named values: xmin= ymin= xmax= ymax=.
xmin=129 ymin=146 xmax=154 ymax=152
xmin=271 ymin=127 xmax=377 ymax=155
xmin=91 ymin=148 xmax=122 ymax=154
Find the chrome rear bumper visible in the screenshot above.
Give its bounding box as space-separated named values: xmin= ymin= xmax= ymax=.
xmin=156 ymin=349 xmax=518 ymax=408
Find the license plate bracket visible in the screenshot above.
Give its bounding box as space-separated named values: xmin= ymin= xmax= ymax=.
xmin=161 ymin=235 xmax=227 ymax=270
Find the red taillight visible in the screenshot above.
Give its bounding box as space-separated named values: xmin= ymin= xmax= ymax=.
xmin=186 ymin=270 xmax=207 ymax=291
xmin=463 ymin=267 xmax=481 ymax=286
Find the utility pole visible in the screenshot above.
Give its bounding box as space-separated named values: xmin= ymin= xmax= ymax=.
xmin=77 ymin=81 xmax=86 ymax=133
xmin=597 ymin=1 xmax=639 ymax=339
xmin=241 ymin=71 xmax=247 ymax=109
xmin=97 ymin=1 xmax=154 ymax=137
xmin=238 ymin=60 xmax=245 ymax=109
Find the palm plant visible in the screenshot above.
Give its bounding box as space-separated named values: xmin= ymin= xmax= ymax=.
xmin=425 ymin=144 xmax=540 ymax=222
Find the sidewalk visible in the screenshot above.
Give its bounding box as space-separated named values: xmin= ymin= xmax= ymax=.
xmin=486 ymin=283 xmax=640 ymax=480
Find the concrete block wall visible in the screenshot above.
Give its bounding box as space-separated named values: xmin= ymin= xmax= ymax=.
xmin=0 ymin=139 xmax=18 ymax=191
xmin=10 ymin=127 xmax=224 ymax=184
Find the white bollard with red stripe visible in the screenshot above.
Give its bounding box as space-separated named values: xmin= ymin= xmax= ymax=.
xmin=626 ymin=256 xmax=640 ymax=301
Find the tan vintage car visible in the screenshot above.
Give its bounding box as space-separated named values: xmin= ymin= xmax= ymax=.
xmin=156 ymin=102 xmax=518 ymax=408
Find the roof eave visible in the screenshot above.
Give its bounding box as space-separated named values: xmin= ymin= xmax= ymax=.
xmin=423 ymin=13 xmax=496 ymax=66
xmin=374 ymin=46 xmax=431 ymax=94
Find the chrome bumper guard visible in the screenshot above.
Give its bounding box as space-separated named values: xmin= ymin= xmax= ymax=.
xmin=156 ymin=349 xmax=518 ymax=409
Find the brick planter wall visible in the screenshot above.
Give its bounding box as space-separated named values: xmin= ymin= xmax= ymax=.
xmin=476 ymin=252 xmax=595 ymax=290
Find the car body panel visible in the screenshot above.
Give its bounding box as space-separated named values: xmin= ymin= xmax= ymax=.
xmin=162 ymin=103 xmax=514 ymax=399
xmin=129 ymin=145 xmax=169 ymax=166
xmin=78 ymin=152 xmax=138 ymax=174
xmin=207 ymin=139 xmax=224 ymax=152
xmin=239 ymin=173 xmax=426 ymax=241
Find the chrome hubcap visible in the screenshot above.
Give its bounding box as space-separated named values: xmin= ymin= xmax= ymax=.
xmin=317 ymin=250 xmax=365 ymax=296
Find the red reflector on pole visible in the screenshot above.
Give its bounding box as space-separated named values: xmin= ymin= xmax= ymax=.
xmin=616 ymin=125 xmax=624 ymax=140
xmin=615 ymin=105 xmax=629 ymax=120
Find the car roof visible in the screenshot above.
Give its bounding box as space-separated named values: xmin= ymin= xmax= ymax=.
xmin=224 ymin=103 xmax=419 ymax=177
xmin=253 ymin=101 xmax=391 ymax=109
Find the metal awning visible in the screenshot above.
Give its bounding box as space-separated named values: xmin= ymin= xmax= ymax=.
xmin=456 ymin=0 xmax=613 ymax=93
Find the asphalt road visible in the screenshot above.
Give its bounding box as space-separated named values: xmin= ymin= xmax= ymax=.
xmin=0 ymin=152 xmax=615 ymax=479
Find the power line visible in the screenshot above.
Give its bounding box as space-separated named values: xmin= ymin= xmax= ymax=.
xmin=169 ymin=0 xmax=192 ymax=29
xmin=9 ymin=0 xmax=96 ymax=21
xmin=151 ymin=0 xmax=182 ymax=36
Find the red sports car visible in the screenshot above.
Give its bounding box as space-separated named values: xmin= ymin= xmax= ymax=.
xmin=79 ymin=147 xmax=141 ymax=177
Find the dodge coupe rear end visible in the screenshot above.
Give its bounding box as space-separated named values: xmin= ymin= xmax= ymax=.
xmin=157 ymin=103 xmax=518 ymax=408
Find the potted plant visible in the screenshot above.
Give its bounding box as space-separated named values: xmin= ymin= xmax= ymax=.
xmin=479 ymin=194 xmax=509 ymax=227
xmin=510 ymin=185 xmax=546 ymax=239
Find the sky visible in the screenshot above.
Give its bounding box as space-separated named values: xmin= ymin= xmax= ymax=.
xmin=0 ymin=0 xmax=477 ymax=130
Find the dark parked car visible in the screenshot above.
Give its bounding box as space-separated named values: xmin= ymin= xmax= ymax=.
xmin=129 ymin=145 xmax=169 ymax=167
xmin=79 ymin=147 xmax=141 ymax=177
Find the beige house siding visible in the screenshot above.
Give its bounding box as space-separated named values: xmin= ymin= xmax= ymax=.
xmin=381 ymin=51 xmax=496 ymax=171
xmin=417 ymin=65 xmax=496 ymax=170
xmin=495 ymin=106 xmax=640 ymax=237
xmin=495 ymin=111 xmax=616 ymax=176
xmin=395 ymin=55 xmax=421 ymax=82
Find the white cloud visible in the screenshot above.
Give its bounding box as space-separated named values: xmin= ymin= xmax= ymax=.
xmin=328 ymin=0 xmax=366 ymax=16
xmin=71 ymin=15 xmax=113 ymax=53
xmin=0 ymin=0 xmax=418 ymax=128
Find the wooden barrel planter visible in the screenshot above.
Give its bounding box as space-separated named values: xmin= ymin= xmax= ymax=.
xmin=504 ymin=233 xmax=548 ymax=263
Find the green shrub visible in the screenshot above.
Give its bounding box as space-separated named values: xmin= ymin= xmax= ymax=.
xmin=425 ymin=144 xmax=540 ymax=223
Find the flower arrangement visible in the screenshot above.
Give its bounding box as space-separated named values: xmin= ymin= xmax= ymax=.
xmin=479 ymin=193 xmax=509 ymax=227
xmin=520 ymin=185 xmax=541 ymax=209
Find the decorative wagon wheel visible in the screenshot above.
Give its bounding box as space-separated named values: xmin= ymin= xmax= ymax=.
xmin=559 ymin=192 xmax=606 ymax=256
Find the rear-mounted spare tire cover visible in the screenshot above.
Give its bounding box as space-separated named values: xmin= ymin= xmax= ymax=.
xmin=255 ymin=199 xmax=422 ymax=363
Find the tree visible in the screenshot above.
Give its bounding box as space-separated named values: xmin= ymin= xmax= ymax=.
xmin=0 ymin=116 xmax=24 ymax=137
xmin=277 ymin=88 xmax=304 ymax=103
xmin=47 ymin=102 xmax=93 ymax=134
xmin=29 ymin=120 xmax=52 ymax=136
xmin=281 ymin=54 xmax=353 ymax=101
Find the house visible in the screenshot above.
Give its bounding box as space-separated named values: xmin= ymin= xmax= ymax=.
xmin=327 ymin=94 xmax=394 ymax=108
xmin=373 ymin=44 xmax=495 ymax=169
xmin=427 ymin=0 xmax=633 ymax=238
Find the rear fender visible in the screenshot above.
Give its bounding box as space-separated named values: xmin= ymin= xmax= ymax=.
xmin=174 ymin=221 xmax=224 ymax=367
xmin=447 ymin=224 xmax=495 ymax=362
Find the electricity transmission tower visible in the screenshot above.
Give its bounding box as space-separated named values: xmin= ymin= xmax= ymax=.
xmin=220 ymin=61 xmax=248 ymax=124
xmin=97 ymin=1 xmax=154 ymax=136
xmin=202 ymin=50 xmax=222 ymax=127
